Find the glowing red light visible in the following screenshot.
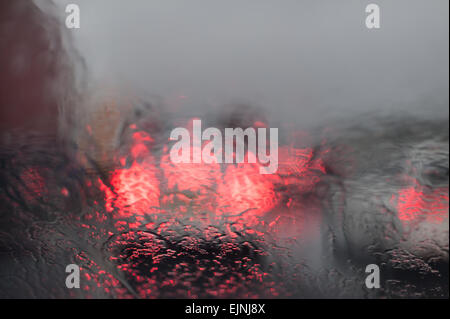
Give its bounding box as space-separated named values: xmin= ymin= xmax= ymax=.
xmin=393 ymin=182 xmax=449 ymax=224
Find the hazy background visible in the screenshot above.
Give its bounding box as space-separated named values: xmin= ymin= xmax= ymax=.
xmin=39 ymin=0 xmax=448 ymax=125
xmin=0 ymin=0 xmax=447 ymax=298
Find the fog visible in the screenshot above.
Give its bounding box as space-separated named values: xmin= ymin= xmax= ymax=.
xmin=0 ymin=0 xmax=447 ymax=298
xmin=41 ymin=0 xmax=448 ymax=125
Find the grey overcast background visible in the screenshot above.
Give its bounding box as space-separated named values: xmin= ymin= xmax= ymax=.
xmin=41 ymin=0 xmax=449 ymax=125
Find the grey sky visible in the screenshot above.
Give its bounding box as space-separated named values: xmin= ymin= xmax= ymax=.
xmin=44 ymin=0 xmax=449 ymax=124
